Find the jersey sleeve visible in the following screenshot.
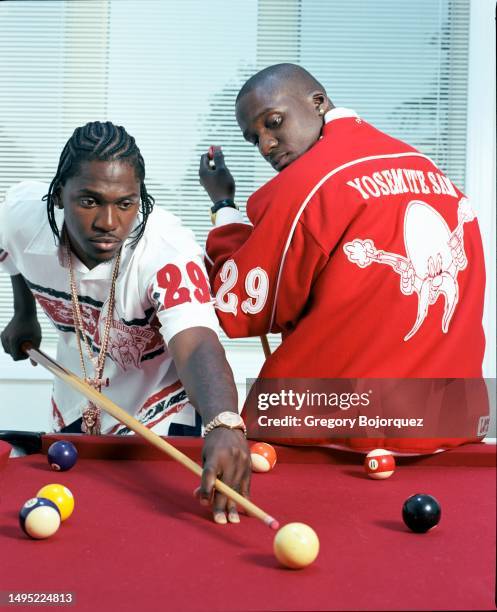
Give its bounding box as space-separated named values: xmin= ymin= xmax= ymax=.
xmin=0 ymin=248 xmax=19 ymax=276
xmin=150 ymin=252 xmax=220 ymax=344
xmin=205 ymin=192 xmax=329 ymax=338
xmin=141 ymin=211 xmax=220 ymax=345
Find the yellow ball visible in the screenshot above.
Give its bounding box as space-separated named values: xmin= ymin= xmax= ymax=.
xmin=36 ymin=484 xmax=74 ymax=522
xmin=273 ymin=522 xmax=319 ymax=569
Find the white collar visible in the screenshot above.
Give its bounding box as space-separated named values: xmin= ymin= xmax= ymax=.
xmin=24 ymin=208 xmax=63 ymax=258
xmin=324 ymin=107 xmax=359 ymax=123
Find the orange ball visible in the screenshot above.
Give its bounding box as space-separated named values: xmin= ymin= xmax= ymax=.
xmin=250 ymin=442 xmax=277 ymax=473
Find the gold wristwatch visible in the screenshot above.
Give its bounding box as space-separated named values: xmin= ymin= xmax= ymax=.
xmin=203 ymin=411 xmax=246 ymax=437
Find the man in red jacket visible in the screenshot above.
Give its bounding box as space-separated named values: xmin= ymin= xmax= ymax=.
xmin=199 ymin=63 xmax=488 ymax=454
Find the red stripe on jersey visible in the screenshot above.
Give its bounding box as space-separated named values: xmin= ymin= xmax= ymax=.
xmin=107 ymin=399 xmax=189 ymax=434
xmin=141 ymin=380 xmax=184 ymax=410
xmin=144 ymin=400 xmax=189 ymax=430
xmin=51 ymin=397 xmax=66 ymax=430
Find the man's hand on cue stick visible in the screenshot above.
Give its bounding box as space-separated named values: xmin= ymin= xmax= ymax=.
xmin=22 ymin=344 xmax=279 ymax=530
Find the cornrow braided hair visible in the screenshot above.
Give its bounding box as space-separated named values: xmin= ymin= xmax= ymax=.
xmin=44 ymin=121 xmax=154 ymax=247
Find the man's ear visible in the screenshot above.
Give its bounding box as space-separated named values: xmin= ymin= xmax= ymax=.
xmin=53 ymin=189 xmax=63 ymax=209
xmin=311 ymin=92 xmax=331 ymax=115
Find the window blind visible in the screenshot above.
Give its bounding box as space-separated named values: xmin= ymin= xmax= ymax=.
xmin=0 ymin=0 xmax=470 ymax=354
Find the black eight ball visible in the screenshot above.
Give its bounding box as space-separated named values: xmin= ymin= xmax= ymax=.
xmin=402 ymin=493 xmax=441 ymax=533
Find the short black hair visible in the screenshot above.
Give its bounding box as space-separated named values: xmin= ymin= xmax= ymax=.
xmin=44 ymin=121 xmax=154 ymax=247
xmin=236 ymin=63 xmax=327 ymax=104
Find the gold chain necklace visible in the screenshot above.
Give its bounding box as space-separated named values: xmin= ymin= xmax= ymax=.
xmin=65 ymin=237 xmax=121 ymax=435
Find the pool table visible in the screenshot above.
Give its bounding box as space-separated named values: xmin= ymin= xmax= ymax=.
xmin=0 ymin=435 xmax=495 ymax=611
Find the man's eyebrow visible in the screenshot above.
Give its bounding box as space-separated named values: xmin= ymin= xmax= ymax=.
xmin=75 ymin=188 xmax=103 ymax=197
xmin=115 ymin=192 xmax=139 ymax=200
xmin=256 ymin=107 xmax=275 ymax=119
xmin=75 ymin=188 xmax=139 ymax=200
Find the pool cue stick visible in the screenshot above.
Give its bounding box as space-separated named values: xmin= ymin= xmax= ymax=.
xmin=260 ymin=335 xmax=271 ymax=359
xmin=23 ymin=345 xmax=279 ymax=530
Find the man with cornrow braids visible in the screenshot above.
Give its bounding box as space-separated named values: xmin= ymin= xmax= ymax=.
xmin=1 ymin=121 xmax=250 ymax=525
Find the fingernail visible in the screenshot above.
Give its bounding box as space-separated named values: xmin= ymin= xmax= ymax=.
xmin=214 ymin=513 xmax=227 ymax=525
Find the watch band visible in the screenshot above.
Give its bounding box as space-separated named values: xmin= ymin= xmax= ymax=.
xmin=203 ymin=411 xmax=247 ymax=437
xmin=210 ymin=198 xmax=238 ymax=215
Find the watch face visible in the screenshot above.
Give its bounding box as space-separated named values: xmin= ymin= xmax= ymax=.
xmin=220 ymin=412 xmax=242 ymax=426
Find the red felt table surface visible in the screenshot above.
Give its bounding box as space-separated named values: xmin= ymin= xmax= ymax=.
xmin=0 ymin=436 xmax=495 ymax=612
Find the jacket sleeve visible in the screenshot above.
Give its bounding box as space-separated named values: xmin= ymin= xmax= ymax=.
xmin=205 ymin=195 xmax=329 ymax=338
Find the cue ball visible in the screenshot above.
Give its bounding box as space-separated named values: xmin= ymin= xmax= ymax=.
xmin=402 ymin=493 xmax=441 ymax=533
xmin=36 ymin=484 xmax=74 ymax=522
xmin=364 ymin=449 xmax=396 ymax=479
xmin=19 ymin=497 xmax=61 ymax=539
xmin=250 ymin=442 xmax=277 ymax=473
xmin=273 ymin=522 xmax=319 ymax=569
xmin=47 ymin=440 xmax=78 ymax=472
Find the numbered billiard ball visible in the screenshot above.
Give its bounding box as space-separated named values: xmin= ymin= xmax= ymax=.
xmin=402 ymin=493 xmax=441 ymax=533
xmin=273 ymin=522 xmax=320 ymax=569
xmin=36 ymin=484 xmax=74 ymax=522
xmin=250 ymin=442 xmax=277 ymax=473
xmin=19 ymin=497 xmax=61 ymax=539
xmin=47 ymin=440 xmax=78 ymax=472
xmin=364 ymin=449 xmax=396 ymax=479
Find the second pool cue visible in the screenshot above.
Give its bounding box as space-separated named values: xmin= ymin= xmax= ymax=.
xmin=260 ymin=335 xmax=271 ymax=359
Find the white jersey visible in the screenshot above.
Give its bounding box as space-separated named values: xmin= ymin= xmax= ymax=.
xmin=0 ymin=181 xmax=219 ymax=434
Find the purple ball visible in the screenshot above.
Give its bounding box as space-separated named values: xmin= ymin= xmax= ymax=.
xmin=47 ymin=440 xmax=78 ymax=471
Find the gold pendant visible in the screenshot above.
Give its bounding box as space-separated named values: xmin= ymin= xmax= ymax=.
xmin=81 ymin=402 xmax=101 ymax=435
xmin=85 ymin=377 xmax=108 ymax=389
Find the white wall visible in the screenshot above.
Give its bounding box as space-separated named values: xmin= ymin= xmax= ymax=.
xmin=0 ymin=355 xmax=52 ymax=431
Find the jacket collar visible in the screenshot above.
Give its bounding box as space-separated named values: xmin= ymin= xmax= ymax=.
xmin=324 ymin=107 xmax=359 ymax=123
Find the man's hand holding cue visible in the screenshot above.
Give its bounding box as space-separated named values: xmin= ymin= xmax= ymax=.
xmin=23 ymin=344 xmax=278 ymax=530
